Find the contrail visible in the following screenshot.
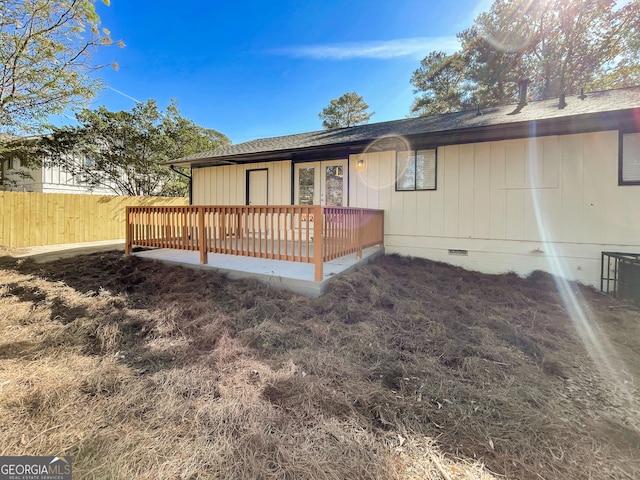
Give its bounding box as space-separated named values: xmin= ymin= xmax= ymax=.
xmin=107 ymin=86 xmax=142 ymax=104
xmin=271 ymin=37 xmax=460 ymax=60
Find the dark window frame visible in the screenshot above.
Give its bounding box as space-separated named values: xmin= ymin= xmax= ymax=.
xmin=245 ymin=168 xmax=269 ymax=205
xmin=395 ymin=148 xmax=437 ymax=191
xmin=619 ymin=131 xmax=640 ymax=186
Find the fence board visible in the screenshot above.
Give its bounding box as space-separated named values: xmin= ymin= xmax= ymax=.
xmin=0 ymin=191 xmax=188 ymax=247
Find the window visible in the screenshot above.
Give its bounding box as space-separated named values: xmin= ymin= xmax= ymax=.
xmin=298 ymin=167 xmax=315 ymax=205
xmin=396 ymin=149 xmax=436 ymax=191
xmin=620 ymin=132 xmax=640 ymax=185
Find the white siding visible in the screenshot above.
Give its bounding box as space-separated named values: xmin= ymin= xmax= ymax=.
xmin=2 ymin=162 xmax=114 ymax=195
xmin=192 ymin=161 xmax=292 ymax=205
xmin=349 ymin=131 xmax=640 ymax=287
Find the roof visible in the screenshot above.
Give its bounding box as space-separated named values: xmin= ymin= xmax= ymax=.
xmin=171 ymin=86 xmax=640 ymax=168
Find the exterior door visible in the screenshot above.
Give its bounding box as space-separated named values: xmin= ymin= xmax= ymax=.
xmin=294 ymin=160 xmax=347 ymax=206
xmin=247 ymin=169 xmax=268 ymax=205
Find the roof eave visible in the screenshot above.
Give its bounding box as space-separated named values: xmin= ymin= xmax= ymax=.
xmin=169 ymin=107 xmax=639 ymax=169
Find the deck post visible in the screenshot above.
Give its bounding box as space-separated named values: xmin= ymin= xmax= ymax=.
xmin=124 ymin=206 xmax=132 ymax=255
xmin=314 ymin=205 xmax=324 ymax=282
xmin=356 ymin=209 xmax=363 ymax=259
xmin=198 ymin=207 xmax=208 ymax=264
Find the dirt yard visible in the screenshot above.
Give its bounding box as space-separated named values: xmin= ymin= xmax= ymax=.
xmin=0 ymin=249 xmax=638 ymax=479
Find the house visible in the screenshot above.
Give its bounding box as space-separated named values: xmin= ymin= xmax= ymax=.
xmin=157 ymin=85 xmax=640 ymax=289
xmin=0 ymin=134 xmax=115 ymax=195
xmin=1 ymin=157 xmax=117 ymax=195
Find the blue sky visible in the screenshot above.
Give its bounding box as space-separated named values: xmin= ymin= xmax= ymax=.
xmin=86 ymin=0 xmax=493 ymax=144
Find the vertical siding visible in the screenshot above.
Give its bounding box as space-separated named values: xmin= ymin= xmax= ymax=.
xmin=489 ymin=143 xmax=507 ymax=239
xmin=415 ymin=186 xmax=430 ymax=236
xmin=192 ymin=161 xmax=292 ymax=205
xmin=472 ymin=143 xmax=491 ymax=239
xmin=442 ymin=146 xmax=459 ymax=237
xmin=458 ymin=144 xmax=475 ymax=238
xmin=505 ymin=141 xmax=526 ymax=187
xmin=505 ymin=189 xmax=524 ymax=240
xmin=560 ymin=134 xmax=585 ymax=242
xmin=347 ymin=130 xmax=640 ymax=285
xmin=350 ymin=130 xmax=636 ymax=244
xmin=428 ymin=153 xmax=445 ymax=237
xmin=5 ymin=160 xmax=116 ymax=195
xmin=388 ymin=166 xmax=406 ymax=235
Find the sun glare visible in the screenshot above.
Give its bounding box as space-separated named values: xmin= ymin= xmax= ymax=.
xmin=526 ymin=125 xmax=633 ymax=402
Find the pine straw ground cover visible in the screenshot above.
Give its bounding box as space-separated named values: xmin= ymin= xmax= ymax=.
xmin=0 ymin=251 xmax=638 ymax=479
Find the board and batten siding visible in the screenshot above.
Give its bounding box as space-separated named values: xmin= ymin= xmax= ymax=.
xmin=192 ymin=161 xmax=292 ymax=205
xmin=4 ymin=163 xmax=115 ymax=195
xmin=349 ymin=130 xmax=640 ymax=287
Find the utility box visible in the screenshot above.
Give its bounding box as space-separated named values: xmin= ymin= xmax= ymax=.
xmin=601 ymin=252 xmax=640 ymax=306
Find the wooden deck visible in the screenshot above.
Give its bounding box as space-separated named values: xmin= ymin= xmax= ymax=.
xmin=125 ymin=205 xmax=384 ymax=281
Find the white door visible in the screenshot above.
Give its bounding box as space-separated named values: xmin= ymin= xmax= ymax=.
xmin=294 ymin=160 xmax=347 ymax=206
xmin=247 ymin=169 xmax=268 ymax=205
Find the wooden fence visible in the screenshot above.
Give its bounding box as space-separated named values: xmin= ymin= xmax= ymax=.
xmin=125 ymin=205 xmax=384 ymax=281
xmin=0 ymin=191 xmax=188 ymax=247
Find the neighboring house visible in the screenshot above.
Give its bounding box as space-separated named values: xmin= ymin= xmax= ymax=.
xmin=1 ymin=157 xmax=115 ymax=195
xmin=169 ymin=85 xmax=640 ymax=288
xmin=0 ymin=135 xmax=115 ymax=195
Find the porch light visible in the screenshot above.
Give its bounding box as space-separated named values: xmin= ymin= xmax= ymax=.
xmin=356 ymin=158 xmax=365 ymax=169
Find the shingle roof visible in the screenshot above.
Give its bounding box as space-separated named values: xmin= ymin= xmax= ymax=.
xmin=171 ymin=86 xmax=640 ymax=166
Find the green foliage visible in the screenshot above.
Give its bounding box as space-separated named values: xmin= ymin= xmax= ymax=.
xmin=319 ymin=92 xmax=374 ymax=129
xmin=411 ymin=0 xmax=640 ymax=115
xmin=0 ymin=0 xmax=121 ymax=133
xmin=35 ymin=100 xmax=230 ymax=196
xmin=410 ymin=52 xmax=472 ymax=115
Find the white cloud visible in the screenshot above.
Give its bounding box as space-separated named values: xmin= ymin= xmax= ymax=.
xmin=271 ymin=37 xmax=460 ymax=60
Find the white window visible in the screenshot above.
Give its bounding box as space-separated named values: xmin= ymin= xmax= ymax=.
xmin=396 ymin=149 xmax=437 ymax=191
xmin=621 ymin=132 xmax=640 ymax=185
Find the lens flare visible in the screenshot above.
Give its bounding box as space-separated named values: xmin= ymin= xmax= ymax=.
xmin=480 ymin=0 xmax=537 ymax=53
xmin=527 ymin=123 xmax=633 ymax=402
xmin=356 ymin=135 xmax=412 ymax=191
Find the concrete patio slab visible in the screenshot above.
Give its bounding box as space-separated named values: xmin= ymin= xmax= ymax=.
xmin=134 ymin=246 xmax=385 ymax=297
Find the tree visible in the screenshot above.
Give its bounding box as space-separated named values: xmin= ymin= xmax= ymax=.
xmin=410 ymin=51 xmax=471 ymax=115
xmin=0 ymin=0 xmax=121 ymax=132
xmin=590 ymin=1 xmax=640 ymax=89
xmin=36 ymin=100 xmax=230 ymax=196
xmin=0 ymin=0 xmax=121 ymax=187
xmin=411 ymin=0 xmax=640 ymax=115
xmin=319 ymin=92 xmax=374 ymax=129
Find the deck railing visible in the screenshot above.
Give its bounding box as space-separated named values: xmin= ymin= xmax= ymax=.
xmin=125 ymin=205 xmax=384 ymax=281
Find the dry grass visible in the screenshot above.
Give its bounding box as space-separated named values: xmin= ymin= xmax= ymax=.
xmin=0 ymin=251 xmax=639 ymax=479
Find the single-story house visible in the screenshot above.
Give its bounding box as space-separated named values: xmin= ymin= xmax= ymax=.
xmin=162 ymin=85 xmax=640 ymax=288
